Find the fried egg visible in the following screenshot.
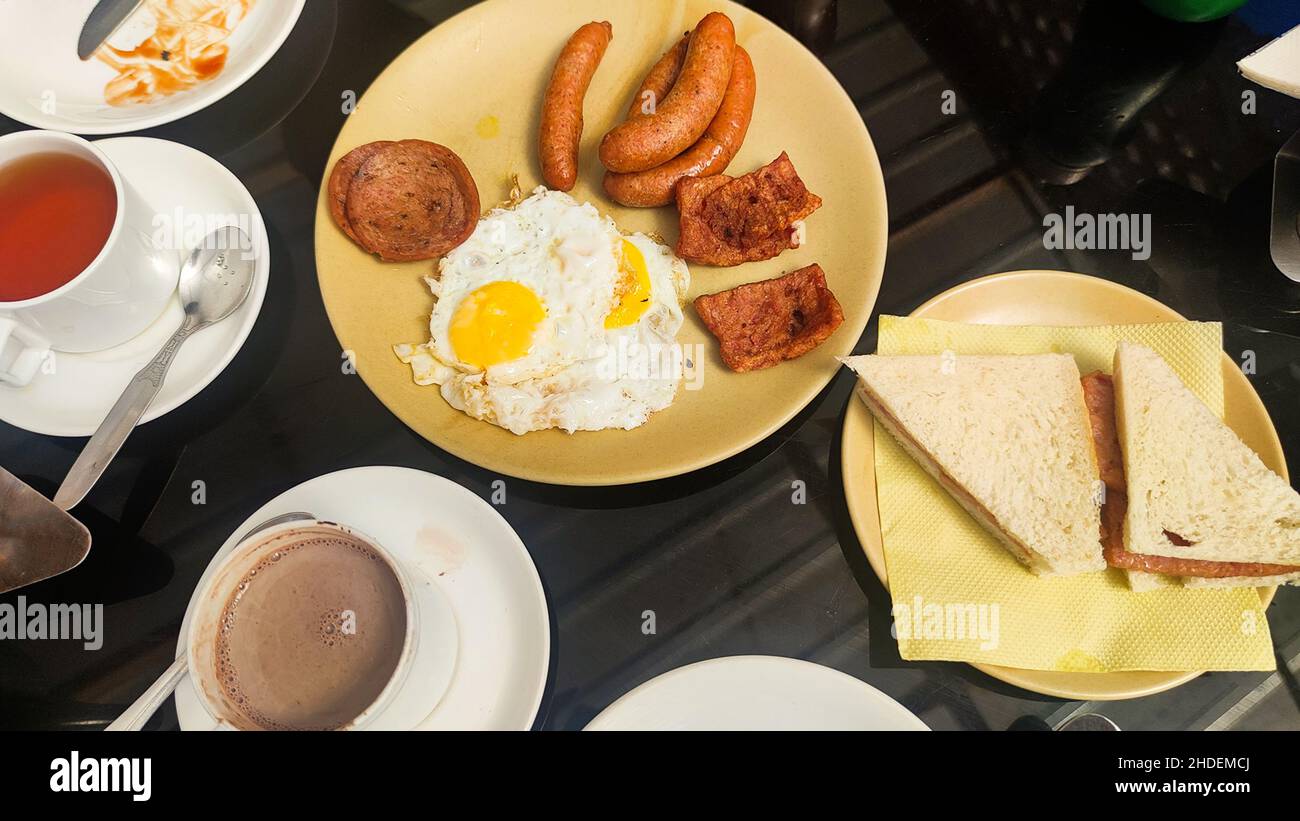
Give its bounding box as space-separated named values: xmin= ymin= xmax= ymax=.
xmin=395 ymin=187 xmax=690 ymax=434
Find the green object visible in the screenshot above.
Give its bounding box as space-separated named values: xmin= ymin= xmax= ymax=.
xmin=1141 ymin=0 xmax=1249 ymax=22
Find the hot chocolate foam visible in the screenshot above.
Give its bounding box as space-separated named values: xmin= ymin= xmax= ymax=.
xmin=214 ymin=533 xmax=407 ymax=730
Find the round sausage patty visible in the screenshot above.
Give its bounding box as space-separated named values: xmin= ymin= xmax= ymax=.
xmin=328 ymin=141 xmax=396 ymax=243
xmin=344 ymin=139 xmax=480 ymax=262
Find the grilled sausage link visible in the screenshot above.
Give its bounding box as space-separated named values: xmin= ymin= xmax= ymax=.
xmin=604 ymin=46 xmax=755 ymax=207
xmin=539 ymin=21 xmax=613 ymax=191
xmin=625 ymin=33 xmax=689 ymax=119
xmin=598 ymin=12 xmax=735 ymax=173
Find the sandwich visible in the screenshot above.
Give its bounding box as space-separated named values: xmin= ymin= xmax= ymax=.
xmin=842 ymin=353 xmax=1105 ymax=577
xmin=846 ymin=342 xmax=1300 ymax=590
xmin=1090 ymin=342 xmax=1300 ymax=589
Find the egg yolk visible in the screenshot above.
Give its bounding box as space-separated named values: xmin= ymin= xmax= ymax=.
xmin=605 ymin=239 xmax=653 ymax=329
xmin=449 ymin=281 xmax=545 ymax=368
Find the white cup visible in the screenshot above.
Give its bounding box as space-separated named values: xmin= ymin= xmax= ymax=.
xmin=186 ymin=519 xmax=420 ymax=731
xmin=0 ymin=130 xmax=178 ymax=383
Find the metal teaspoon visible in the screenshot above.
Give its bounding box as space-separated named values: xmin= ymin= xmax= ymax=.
xmin=54 ymin=226 xmax=256 ymax=510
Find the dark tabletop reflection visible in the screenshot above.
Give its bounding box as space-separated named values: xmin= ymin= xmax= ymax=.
xmin=2 ymin=0 xmax=1299 ymax=731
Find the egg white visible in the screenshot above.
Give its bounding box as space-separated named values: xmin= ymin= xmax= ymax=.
xmin=395 ymin=187 xmax=690 ymax=434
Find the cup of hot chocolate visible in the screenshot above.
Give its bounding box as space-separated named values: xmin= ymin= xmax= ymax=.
xmin=186 ymin=518 xmax=418 ymax=731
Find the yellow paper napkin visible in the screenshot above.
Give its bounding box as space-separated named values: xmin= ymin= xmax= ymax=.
xmin=868 ymin=316 xmax=1275 ymax=672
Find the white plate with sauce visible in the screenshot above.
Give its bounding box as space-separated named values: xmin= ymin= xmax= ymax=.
xmin=0 ymin=0 xmax=305 ymax=134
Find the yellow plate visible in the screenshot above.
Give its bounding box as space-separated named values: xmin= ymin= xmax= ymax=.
xmin=840 ymin=270 xmax=1282 ymax=701
xmin=314 ymin=0 xmax=887 ymax=485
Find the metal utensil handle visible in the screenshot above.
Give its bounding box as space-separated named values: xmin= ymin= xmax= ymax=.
xmin=105 ymin=655 xmax=189 ymax=731
xmin=53 ymin=322 xmax=197 ymax=511
xmin=233 ymin=511 xmax=318 ymax=546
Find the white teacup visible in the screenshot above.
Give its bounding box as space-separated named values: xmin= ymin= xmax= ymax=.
xmin=186 ymin=517 xmax=420 ymax=731
xmin=0 ymin=130 xmax=178 ymax=385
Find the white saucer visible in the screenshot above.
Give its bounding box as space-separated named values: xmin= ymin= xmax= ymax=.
xmin=174 ymin=466 xmax=551 ymax=731
xmin=0 ymin=0 xmax=305 ymax=134
xmin=357 ymin=560 xmax=460 ymax=731
xmin=0 ymin=137 xmax=269 ymax=437
xmin=585 ymin=656 xmax=929 ymax=731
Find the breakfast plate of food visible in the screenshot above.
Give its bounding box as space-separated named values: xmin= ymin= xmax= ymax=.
xmin=0 ymin=0 xmax=306 ymax=134
xmin=314 ymin=0 xmax=887 ymax=485
xmin=840 ymin=270 xmax=1291 ymax=700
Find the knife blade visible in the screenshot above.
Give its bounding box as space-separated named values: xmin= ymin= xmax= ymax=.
xmin=77 ymin=0 xmax=146 ymax=61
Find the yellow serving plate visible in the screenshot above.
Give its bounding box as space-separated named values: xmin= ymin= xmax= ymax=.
xmin=314 ymin=0 xmax=887 ymax=485
xmin=840 ymin=270 xmax=1282 ymax=701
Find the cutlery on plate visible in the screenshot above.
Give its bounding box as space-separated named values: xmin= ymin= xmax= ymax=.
xmin=54 ymin=226 xmax=256 ymax=511
xmin=78 ymin=0 xmax=146 ymax=60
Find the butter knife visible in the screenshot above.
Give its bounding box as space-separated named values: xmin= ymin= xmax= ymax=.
xmin=77 ymin=0 xmax=146 ymax=61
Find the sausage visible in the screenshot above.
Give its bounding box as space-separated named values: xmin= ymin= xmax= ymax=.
xmin=625 ymin=33 xmax=689 ymax=119
xmin=604 ymin=46 xmax=755 ymax=208
xmin=598 ymin=12 xmax=735 ymax=173
xmin=539 ymin=21 xmax=613 ymax=191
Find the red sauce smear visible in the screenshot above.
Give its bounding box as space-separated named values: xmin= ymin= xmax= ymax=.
xmin=95 ymin=0 xmax=255 ymax=106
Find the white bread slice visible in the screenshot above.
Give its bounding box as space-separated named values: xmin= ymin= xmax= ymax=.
xmin=1114 ymin=342 xmax=1300 ymax=565
xmin=1183 ymin=571 xmax=1300 ymax=589
xmin=843 ymin=353 xmax=1104 ymax=577
xmin=1125 ymin=569 xmax=1175 ymax=592
xmin=1128 ymin=568 xmax=1300 ymax=592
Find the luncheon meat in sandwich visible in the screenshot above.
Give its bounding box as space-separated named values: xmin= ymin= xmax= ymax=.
xmin=1081 ymin=371 xmax=1300 ymax=581
xmin=1113 ymin=343 xmax=1300 ymax=576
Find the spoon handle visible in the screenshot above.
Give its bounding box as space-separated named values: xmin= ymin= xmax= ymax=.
xmin=105 ymin=655 xmax=189 ymax=731
xmin=54 ymin=322 xmax=197 ymax=511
